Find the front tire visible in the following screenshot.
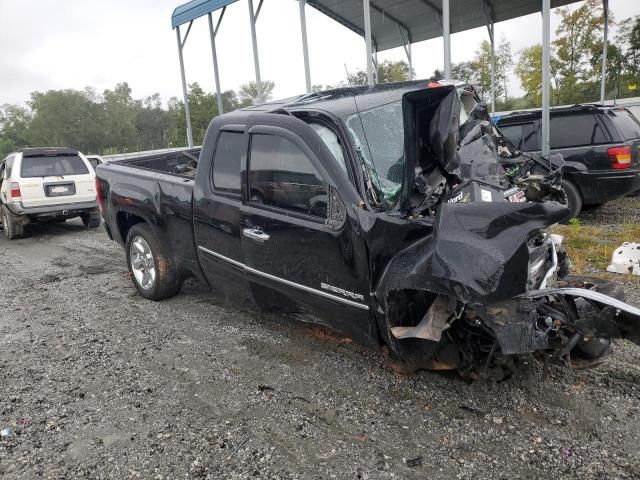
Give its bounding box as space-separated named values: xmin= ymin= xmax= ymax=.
xmin=1 ymin=206 xmax=24 ymax=240
xmin=560 ymin=179 xmax=583 ymax=220
xmin=125 ymin=223 xmax=183 ymax=300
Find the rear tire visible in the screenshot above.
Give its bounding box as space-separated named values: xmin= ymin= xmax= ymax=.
xmin=81 ymin=209 xmax=101 ymax=229
xmin=1 ymin=206 xmax=24 ymax=240
xmin=560 ymin=179 xmax=582 ymax=221
xmin=125 ymin=223 xmax=183 ymax=300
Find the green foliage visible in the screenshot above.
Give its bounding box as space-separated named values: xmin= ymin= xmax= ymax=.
xmin=553 ymin=0 xmax=605 ymax=104
xmin=450 ymin=38 xmax=513 ymax=105
xmin=513 ymin=2 xmax=639 ymax=107
xmin=238 ymin=80 xmax=275 ymax=107
xmin=346 ymin=60 xmax=413 ymax=86
xmin=0 ymin=80 xmax=271 ymax=157
xmin=515 ymin=45 xmax=544 ymax=106
xmin=0 ymin=104 xmax=31 ymax=154
xmin=175 ymin=83 xmax=241 ymax=146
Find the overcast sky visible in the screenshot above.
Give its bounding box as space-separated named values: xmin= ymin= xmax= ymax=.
xmin=0 ymin=0 xmax=639 ymax=108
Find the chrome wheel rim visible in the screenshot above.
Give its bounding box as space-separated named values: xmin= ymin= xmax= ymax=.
xmin=130 ymin=236 xmax=156 ymax=290
xmin=2 ymin=212 xmax=8 ymax=238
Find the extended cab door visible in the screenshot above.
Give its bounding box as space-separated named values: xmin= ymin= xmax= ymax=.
xmin=239 ymin=116 xmax=375 ymax=344
xmin=193 ymin=124 xmax=254 ymax=307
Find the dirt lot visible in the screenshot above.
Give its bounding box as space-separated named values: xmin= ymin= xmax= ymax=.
xmin=1 ymin=200 xmax=640 ymax=479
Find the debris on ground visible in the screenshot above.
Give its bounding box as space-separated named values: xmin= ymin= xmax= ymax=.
xmin=405 ymin=456 xmax=423 ymax=468
xmin=607 ymin=242 xmax=640 ymax=275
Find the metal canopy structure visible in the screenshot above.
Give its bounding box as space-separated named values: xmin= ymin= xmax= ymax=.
xmin=172 ymin=0 xmax=242 ymax=147
xmin=172 ymin=0 xmax=611 ymax=157
xmin=172 ymin=0 xmax=238 ymax=28
xmin=307 ymin=0 xmax=578 ymax=52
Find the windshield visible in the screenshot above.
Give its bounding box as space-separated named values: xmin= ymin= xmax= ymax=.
xmin=344 ymin=86 xmax=483 ymax=209
xmin=346 ymin=101 xmax=404 ymax=206
xmin=20 ymin=155 xmax=89 ymax=178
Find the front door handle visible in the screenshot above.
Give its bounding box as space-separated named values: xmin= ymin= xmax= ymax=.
xmin=242 ymin=228 xmax=270 ymax=243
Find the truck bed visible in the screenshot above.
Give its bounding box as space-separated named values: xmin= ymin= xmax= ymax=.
xmin=96 ymin=148 xmax=202 ymax=280
xmin=115 ymin=148 xmax=201 ymax=178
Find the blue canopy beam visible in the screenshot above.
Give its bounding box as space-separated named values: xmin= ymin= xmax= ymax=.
xmin=171 ymin=0 xmax=237 ymax=145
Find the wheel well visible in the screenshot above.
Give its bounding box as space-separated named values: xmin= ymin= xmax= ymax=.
xmin=116 ymin=212 xmax=146 ymax=241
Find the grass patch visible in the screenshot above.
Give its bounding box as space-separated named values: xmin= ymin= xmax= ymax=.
xmin=551 ymin=222 xmax=640 ymax=283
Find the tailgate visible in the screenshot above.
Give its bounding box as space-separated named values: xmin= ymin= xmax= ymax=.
xmin=21 ymin=175 xmax=96 ymax=208
xmin=19 ymin=153 xmax=96 ymax=208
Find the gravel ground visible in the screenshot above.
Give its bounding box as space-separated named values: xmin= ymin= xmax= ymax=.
xmin=1 ymin=204 xmax=640 ymax=479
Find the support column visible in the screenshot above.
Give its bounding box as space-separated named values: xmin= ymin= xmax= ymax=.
xmin=176 ymin=25 xmax=194 ymax=148
xmin=248 ymin=0 xmax=263 ymax=103
xmin=299 ymin=0 xmax=312 ymax=93
xmin=208 ymin=12 xmax=224 ymax=115
xmin=443 ymin=0 xmax=451 ymax=78
xmin=363 ymin=0 xmax=374 ymax=86
xmin=600 ymin=0 xmax=609 ymax=104
xmin=541 ymin=0 xmax=551 ymax=157
xmin=489 ymin=22 xmax=496 ymax=113
xmin=397 ymin=24 xmax=413 ymax=80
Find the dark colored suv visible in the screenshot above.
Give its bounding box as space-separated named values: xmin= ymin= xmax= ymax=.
xmin=494 ymin=105 xmax=640 ymax=217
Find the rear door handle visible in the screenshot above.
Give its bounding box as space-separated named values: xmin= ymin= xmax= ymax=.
xmin=242 ymin=228 xmax=270 ymax=243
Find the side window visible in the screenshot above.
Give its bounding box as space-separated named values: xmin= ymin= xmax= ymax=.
xmin=550 ymin=114 xmax=608 ymax=148
xmin=499 ymin=124 xmax=524 ymax=149
xmin=522 ymin=122 xmax=539 ymax=151
xmin=249 ymin=134 xmax=328 ymax=218
xmin=211 ymin=131 xmax=243 ymax=194
xmin=4 ymin=156 xmax=14 ymax=179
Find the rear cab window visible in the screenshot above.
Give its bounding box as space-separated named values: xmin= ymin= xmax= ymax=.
xmin=20 ymin=154 xmax=89 ymax=178
xmin=248 ymin=134 xmax=328 ymax=218
xmin=212 ymin=131 xmax=244 ymax=194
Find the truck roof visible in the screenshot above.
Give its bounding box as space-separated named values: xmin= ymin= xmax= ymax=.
xmin=234 ymin=79 xmax=445 ymax=119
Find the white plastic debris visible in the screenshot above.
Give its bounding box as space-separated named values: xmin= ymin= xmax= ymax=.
xmin=606 ymin=242 xmax=640 ymax=276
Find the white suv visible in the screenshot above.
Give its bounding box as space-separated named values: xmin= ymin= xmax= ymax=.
xmin=0 ymin=148 xmax=100 ymax=239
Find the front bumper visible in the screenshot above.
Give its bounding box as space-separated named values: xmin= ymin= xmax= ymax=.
xmin=5 ymin=200 xmax=98 ymax=216
xmin=570 ymin=169 xmax=640 ymax=204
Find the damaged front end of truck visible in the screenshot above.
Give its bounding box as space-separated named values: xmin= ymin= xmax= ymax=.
xmin=354 ymin=83 xmax=640 ymax=380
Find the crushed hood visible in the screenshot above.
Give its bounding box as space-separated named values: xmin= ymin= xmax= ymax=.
xmin=374 ymin=201 xmax=570 ymax=306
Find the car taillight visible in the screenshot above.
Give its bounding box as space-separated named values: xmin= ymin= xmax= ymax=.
xmin=608 ymin=146 xmax=632 ymax=169
xmin=10 ymin=182 xmax=21 ymax=199
xmin=95 ymin=177 xmax=103 ymax=211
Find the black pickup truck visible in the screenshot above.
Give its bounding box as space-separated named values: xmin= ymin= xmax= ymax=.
xmin=97 ymin=81 xmax=640 ymax=381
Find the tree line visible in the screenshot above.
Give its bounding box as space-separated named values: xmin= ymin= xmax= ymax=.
xmin=0 ymin=80 xmax=275 ymax=158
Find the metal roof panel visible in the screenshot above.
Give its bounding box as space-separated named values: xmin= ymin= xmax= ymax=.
xmin=307 ymin=0 xmax=581 ymax=51
xmin=171 ymin=0 xmax=238 ymax=28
